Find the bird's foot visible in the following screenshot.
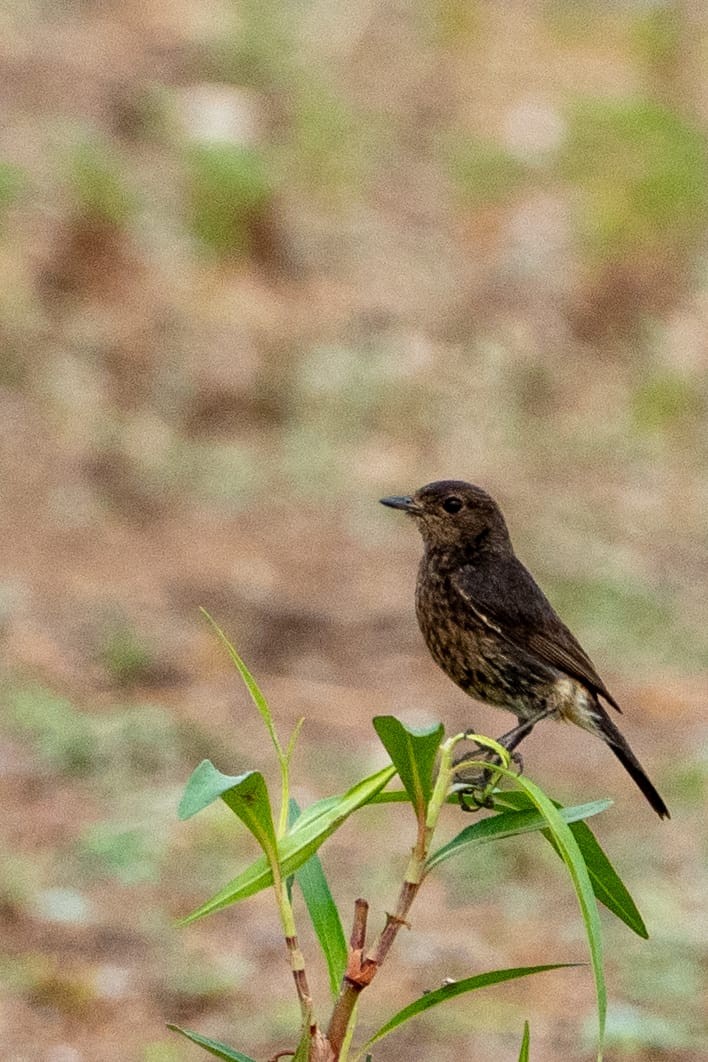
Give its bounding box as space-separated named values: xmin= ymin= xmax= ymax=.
xmin=452 ymin=739 xmax=523 ymax=775
xmin=456 ymin=786 xmax=494 ymax=813
xmin=452 ymin=736 xmax=523 ymax=813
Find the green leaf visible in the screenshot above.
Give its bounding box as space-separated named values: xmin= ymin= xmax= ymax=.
xmin=286 ymin=716 xmax=305 ymax=766
xmin=518 ymin=1020 xmax=530 ymax=1062
xmin=426 ymin=799 xmax=611 ymax=873
xmin=494 ymin=769 xmax=606 ymax=1057
xmin=362 ymin=965 xmax=578 ymax=1051
xmin=289 ymin=781 xmax=409 ymax=825
xmin=200 ymin=610 xmax=283 ymax=759
xmin=290 ymin=799 xmax=347 ymax=998
xmin=372 ymin=716 xmax=444 ymax=818
xmin=180 ymin=765 xmax=396 ymax=924
xmin=178 ymin=761 xmax=277 ymax=864
xmin=494 ymin=791 xmax=648 ymax=938
xmin=562 ymin=820 xmax=648 ymax=939
xmin=167 ymin=1024 xmax=256 ymax=1061
xmin=178 ymin=760 xmax=254 ymax=818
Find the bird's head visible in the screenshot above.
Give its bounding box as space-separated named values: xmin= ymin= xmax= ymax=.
xmin=380 ymin=480 xmax=510 ymax=550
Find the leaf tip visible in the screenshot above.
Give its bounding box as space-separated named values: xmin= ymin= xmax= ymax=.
xmin=178 ymin=758 xmax=218 ymax=819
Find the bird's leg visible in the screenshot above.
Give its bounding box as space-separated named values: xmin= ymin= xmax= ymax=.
xmin=493 ymin=704 xmax=557 ymax=757
xmin=455 ymin=717 xmax=534 ymax=772
xmin=490 ymin=716 xmax=537 ymax=770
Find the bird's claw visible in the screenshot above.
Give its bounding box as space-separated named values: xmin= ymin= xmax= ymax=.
xmin=509 ymin=749 xmax=523 ymax=774
xmin=456 ymin=786 xmax=495 ymax=813
xmin=451 ymin=734 xmax=524 ymax=812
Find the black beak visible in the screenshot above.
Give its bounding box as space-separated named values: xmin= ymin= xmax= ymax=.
xmin=380 ymin=495 xmax=421 ymax=514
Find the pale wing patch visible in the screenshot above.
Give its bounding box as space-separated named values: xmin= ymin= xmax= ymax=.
xmin=554 ymin=677 xmax=599 ymax=733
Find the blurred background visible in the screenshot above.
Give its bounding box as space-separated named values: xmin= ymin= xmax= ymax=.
xmin=0 ymin=1 xmax=706 ymax=1059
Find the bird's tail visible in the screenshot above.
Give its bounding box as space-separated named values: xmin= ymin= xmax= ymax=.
xmin=592 ymin=702 xmax=670 ymax=819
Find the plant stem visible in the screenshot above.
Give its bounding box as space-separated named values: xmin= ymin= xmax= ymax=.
xmin=325 ymin=900 xmax=369 ymax=1051
xmin=268 ymin=837 xmax=314 ymax=1028
xmin=326 ymin=735 xmax=466 ymax=1058
xmin=279 ymin=889 xmax=313 ymax=1022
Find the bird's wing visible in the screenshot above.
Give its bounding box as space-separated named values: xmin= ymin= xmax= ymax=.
xmin=451 ymin=562 xmax=622 ymax=713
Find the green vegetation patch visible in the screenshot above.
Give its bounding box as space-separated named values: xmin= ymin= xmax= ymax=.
xmin=187 ymin=143 xmax=274 ymax=257
xmin=560 ymin=96 xmax=708 ymax=259
xmin=66 ymin=137 xmax=137 ymax=226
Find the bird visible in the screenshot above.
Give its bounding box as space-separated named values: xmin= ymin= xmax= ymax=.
xmin=380 ymin=480 xmax=669 ymax=819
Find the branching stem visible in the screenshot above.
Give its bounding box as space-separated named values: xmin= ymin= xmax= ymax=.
xmin=325 ymin=733 xmax=469 ymax=1058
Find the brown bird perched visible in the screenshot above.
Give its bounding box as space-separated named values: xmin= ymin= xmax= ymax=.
xmin=380 ymin=480 xmax=669 ymax=819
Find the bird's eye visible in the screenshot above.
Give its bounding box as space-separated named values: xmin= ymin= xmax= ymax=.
xmin=442 ymin=496 xmax=463 ymax=514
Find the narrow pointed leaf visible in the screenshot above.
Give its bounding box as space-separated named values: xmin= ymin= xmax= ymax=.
xmin=518 ymin=1021 xmax=530 ymax=1062
xmin=180 ymin=765 xmax=396 ymax=923
xmin=167 ymin=1024 xmax=256 ymax=1061
xmin=363 ymin=964 xmax=579 ymax=1050
xmin=364 ymin=789 xmax=410 ymax=805
xmin=286 ymin=716 xmax=305 ymax=765
xmin=179 ymin=761 xmax=277 ymax=862
xmin=494 ymin=768 xmax=606 ymax=1056
xmin=200 ymin=610 xmax=283 ymax=757
xmin=426 ymin=799 xmax=610 ymax=873
xmin=560 ymin=819 xmax=647 ymax=938
xmin=372 ymin=716 xmax=444 ymax=818
xmin=494 ymin=791 xmax=647 ymax=938
xmin=296 ymin=849 xmax=346 ymax=988
xmin=287 ymin=792 xmax=342 ymax=831
xmin=290 ymin=799 xmax=347 ymax=998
